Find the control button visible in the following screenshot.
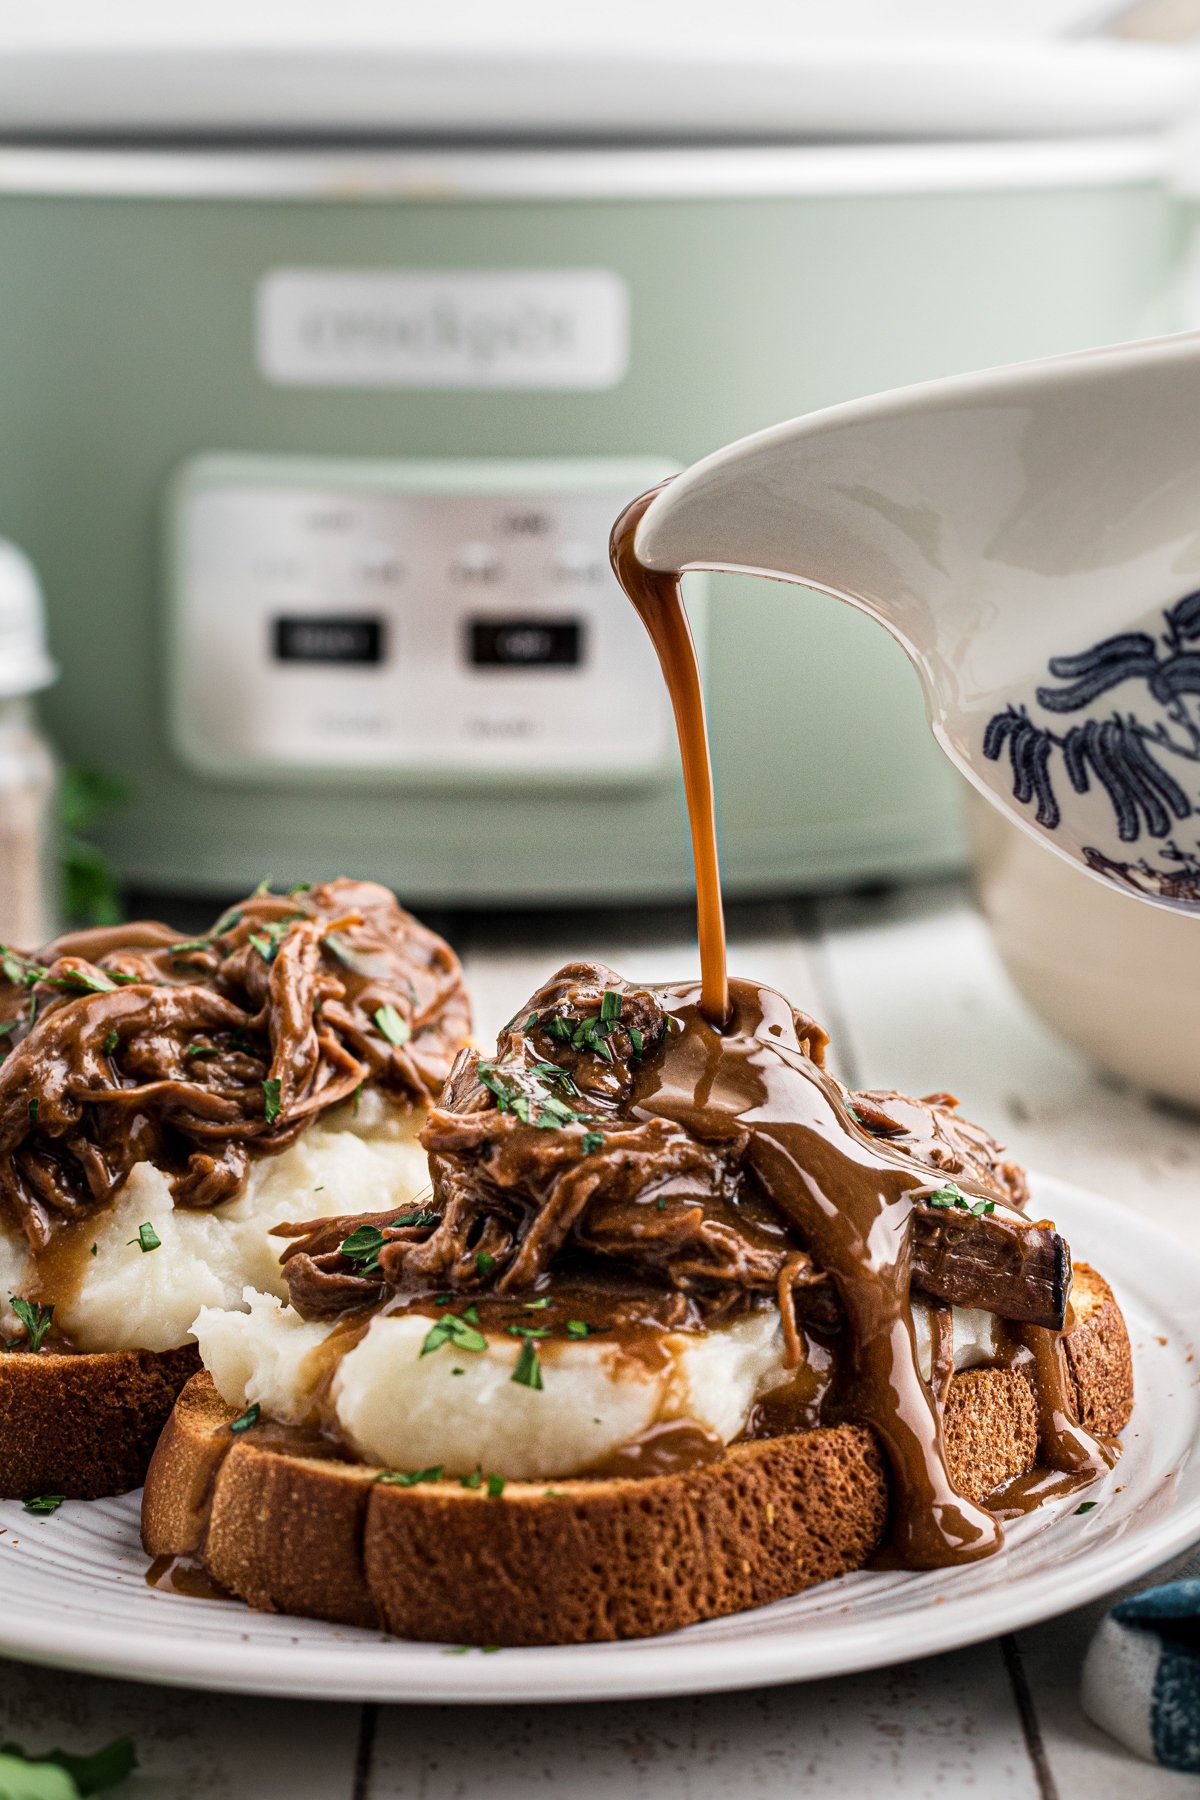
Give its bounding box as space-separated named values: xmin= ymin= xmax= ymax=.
xmin=500 ymin=508 xmax=553 ymax=538
xmin=273 ymin=615 xmax=385 ymax=666
xmin=469 ymin=618 xmax=582 ymax=669
xmin=357 ymin=546 xmax=404 ymax=584
xmin=553 ymin=542 xmax=604 ymax=584
xmin=251 ymin=554 xmax=306 ymax=584
xmin=451 ymin=542 xmax=502 ymax=584
xmin=301 ymin=506 xmax=358 ymax=534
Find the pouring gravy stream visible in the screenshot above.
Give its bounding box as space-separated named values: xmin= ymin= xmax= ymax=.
xmin=610 ymin=485 xmax=1115 ymax=1567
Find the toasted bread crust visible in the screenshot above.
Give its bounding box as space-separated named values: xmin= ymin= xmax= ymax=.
xmin=0 ymin=1343 xmax=200 ymax=1499
xmin=141 ymin=1265 xmax=1132 ymax=1645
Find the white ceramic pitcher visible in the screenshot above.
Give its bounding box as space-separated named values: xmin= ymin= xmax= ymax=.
xmin=633 ymin=330 xmax=1200 ymax=908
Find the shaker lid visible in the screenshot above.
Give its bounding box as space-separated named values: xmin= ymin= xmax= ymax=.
xmin=0 ymin=542 xmax=57 ymax=698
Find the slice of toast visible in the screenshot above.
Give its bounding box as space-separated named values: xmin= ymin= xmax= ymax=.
xmin=0 ymin=1343 xmax=200 ymax=1499
xmin=141 ymin=1265 xmax=1132 ymax=1646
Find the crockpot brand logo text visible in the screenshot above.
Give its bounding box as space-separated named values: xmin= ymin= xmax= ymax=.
xmin=301 ymin=295 xmax=577 ymax=371
xmin=258 ymin=269 xmax=629 ymax=391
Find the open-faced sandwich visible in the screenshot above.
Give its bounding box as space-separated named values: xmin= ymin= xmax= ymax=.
xmin=143 ymin=960 xmax=1132 ymax=1645
xmin=0 ymin=877 xmax=469 ymax=1498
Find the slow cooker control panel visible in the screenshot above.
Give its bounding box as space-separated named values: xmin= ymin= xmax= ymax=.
xmin=167 ymin=455 xmax=694 ymax=783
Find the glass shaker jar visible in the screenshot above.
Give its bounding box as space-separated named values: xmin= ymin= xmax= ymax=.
xmin=0 ymin=541 xmax=58 ymax=946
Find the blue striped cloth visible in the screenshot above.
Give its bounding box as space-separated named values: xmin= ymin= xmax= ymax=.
xmin=1083 ymin=1579 xmax=1200 ymax=1772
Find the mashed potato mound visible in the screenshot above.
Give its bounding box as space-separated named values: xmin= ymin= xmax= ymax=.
xmin=194 ymin=1295 xmax=789 ymax=1479
xmin=0 ymin=1090 xmax=430 ymax=1353
xmin=192 ymin=1291 xmax=1007 ymax=1481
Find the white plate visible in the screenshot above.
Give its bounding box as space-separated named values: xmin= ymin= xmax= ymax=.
xmin=0 ymin=1174 xmax=1196 ymax=1704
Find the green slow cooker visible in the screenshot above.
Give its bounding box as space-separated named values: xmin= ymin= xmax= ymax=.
xmin=0 ymin=29 xmax=1195 ymax=902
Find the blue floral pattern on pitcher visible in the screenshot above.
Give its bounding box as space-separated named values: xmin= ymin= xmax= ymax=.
xmin=983 ymin=589 xmax=1200 ymax=901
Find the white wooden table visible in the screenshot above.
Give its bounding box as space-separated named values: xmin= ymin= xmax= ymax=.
xmin=3 ymin=879 xmax=1197 ymax=1799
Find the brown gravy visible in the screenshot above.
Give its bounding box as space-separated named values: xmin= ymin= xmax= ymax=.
xmin=609 ymin=484 xmax=1116 ymax=1567
xmin=145 ymin=1553 xmax=231 ymax=1602
xmin=584 ymin=1419 xmax=726 ymax=1480
xmin=610 ymin=488 xmax=729 ymax=1027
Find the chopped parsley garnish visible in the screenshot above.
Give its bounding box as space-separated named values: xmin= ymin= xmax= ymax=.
xmin=524 ymin=1297 xmax=553 ymax=1309
xmin=27 ymin=1098 xmax=38 ymax=1126
xmin=420 ymin=1313 xmax=487 ymax=1358
xmin=534 ymin=997 xmax=635 ymax=1064
xmin=262 ymin=1077 xmax=282 ymax=1124
xmin=103 ymin=1029 xmax=119 ymax=1056
xmin=230 ymin=1404 xmax=261 ymax=1434
xmin=926 ymin=1182 xmax=995 ymax=1217
xmin=506 ymin=1325 xmax=551 ymax=1339
xmin=511 ymin=1339 xmax=544 ymax=1389
xmin=0 ymin=948 xmax=46 ymax=988
xmin=374 ymin=1003 xmax=411 ymax=1048
xmin=168 ymin=936 xmax=213 ymax=957
xmin=352 ymin=1082 xmax=363 ymax=1115
xmin=10 ymin=1296 xmax=53 ymax=1352
xmin=530 ymin=1061 xmax=580 ymax=1095
xmin=184 ymin=1042 xmax=218 ymax=1061
xmin=0 ymin=1020 xmax=17 ymax=1038
xmin=325 ymin=933 xmax=385 ymax=980
xmin=474 ymin=1250 xmax=496 ymax=1276
xmin=376 ymin=1465 xmax=442 ymax=1487
xmin=339 ymin=1225 xmax=387 ymax=1276
xmin=524 ymin=1012 xmax=538 ymax=1032
xmin=455 ymin=1461 xmax=507 ymax=1490
xmin=248 ymin=916 xmax=304 ymax=964
xmin=1075 ymin=1501 xmax=1098 ymax=1514
xmin=130 ymin=1223 xmax=161 ymax=1253
xmin=22 ymin=1494 xmax=64 ymax=1515
xmin=252 ymin=876 xmax=274 ymax=896
xmin=580 ymin=1131 xmax=604 ymax=1155
xmin=462 ymin=1303 xmax=480 ymax=1325
xmin=396 ymin=1209 xmax=441 ymax=1229
xmin=477 ymin=1059 xmax=588 ymax=1131
xmin=575 ymin=1017 xmax=615 ymax=1062
xmin=89 ymin=1243 xmax=97 ymax=1256
xmin=565 ymin=1320 xmax=591 ymax=1339
xmin=0 ymin=1735 xmax=137 ymax=1793
xmin=44 ymin=965 xmax=116 ymax=995
xmin=290 ymin=881 xmax=312 ymax=895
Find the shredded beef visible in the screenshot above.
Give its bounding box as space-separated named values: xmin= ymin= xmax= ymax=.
xmin=0 ymin=879 xmax=469 ymax=1249
xmin=278 ymin=960 xmax=1046 ymax=1339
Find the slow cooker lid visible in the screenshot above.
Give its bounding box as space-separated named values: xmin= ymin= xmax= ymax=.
xmin=1 ymin=18 xmax=1197 ymax=143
